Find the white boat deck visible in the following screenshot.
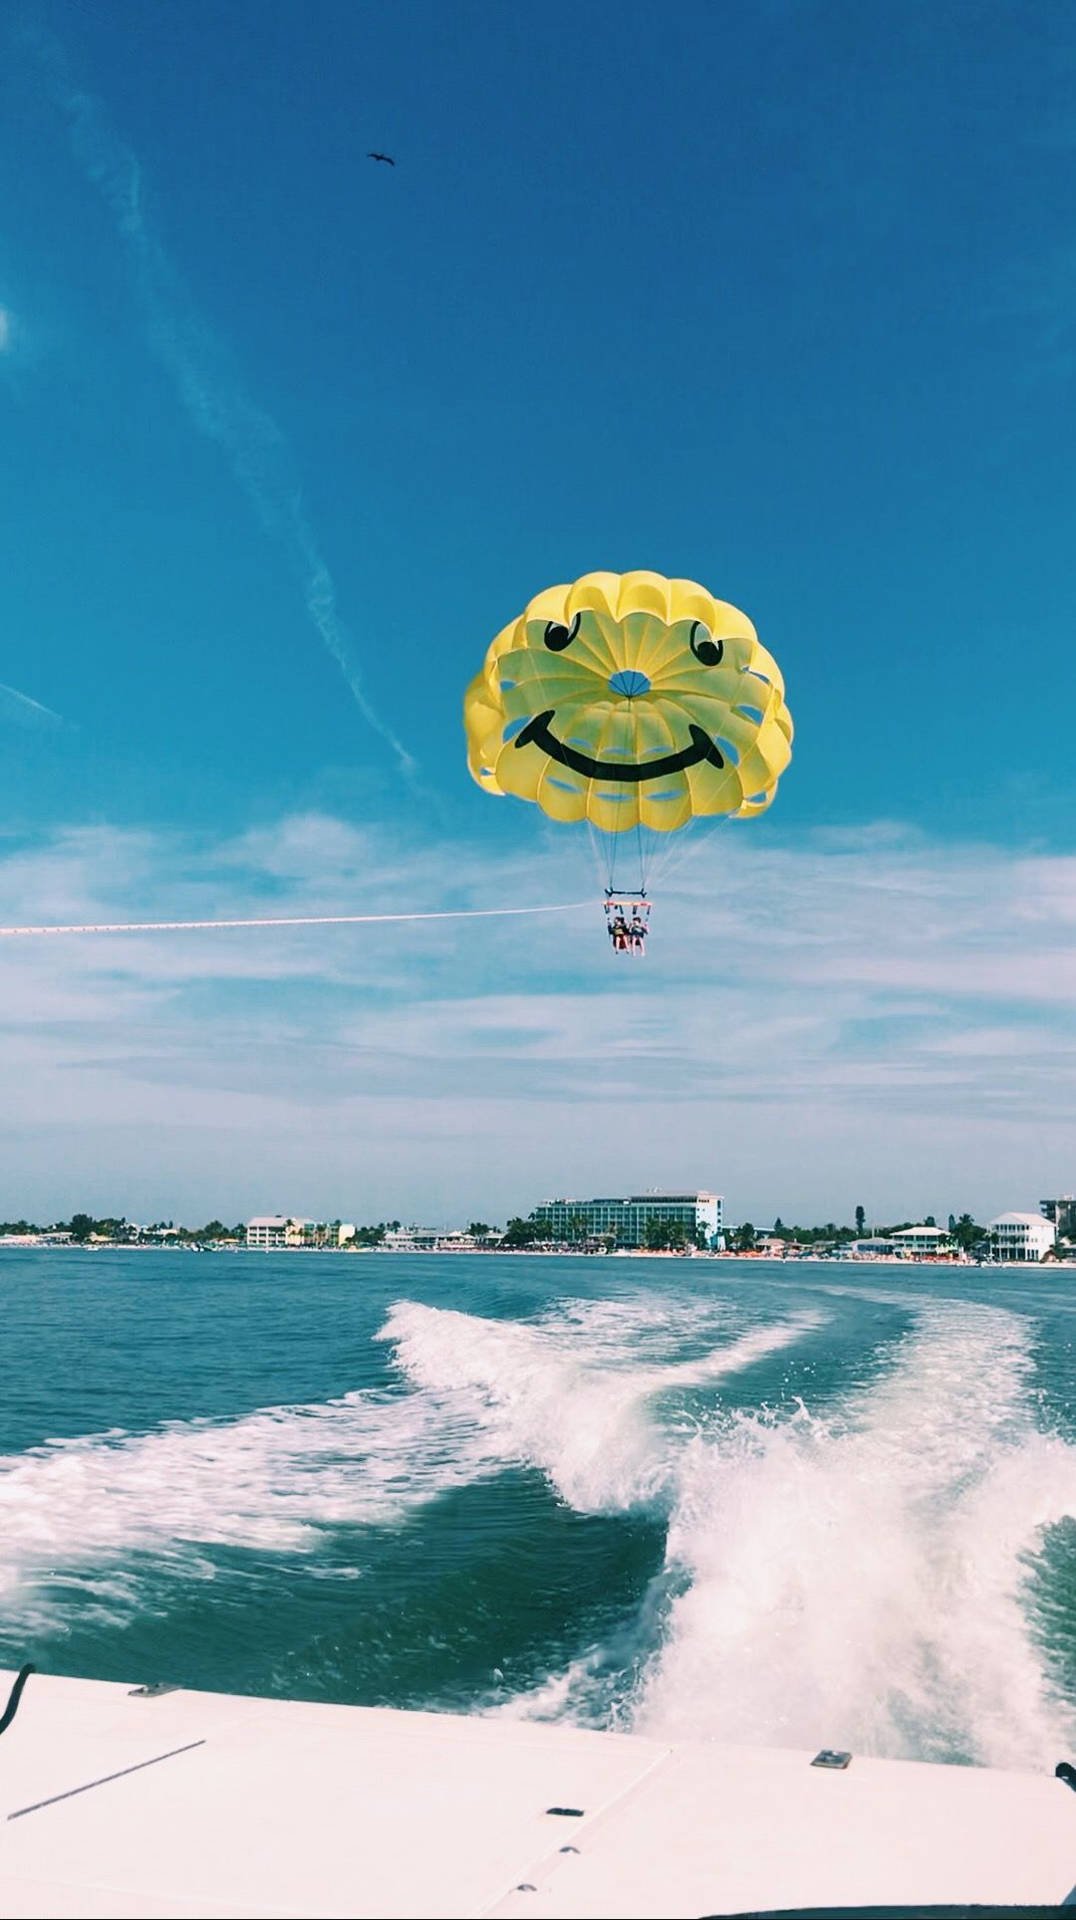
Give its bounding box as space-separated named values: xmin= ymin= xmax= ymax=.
xmin=0 ymin=1670 xmax=1072 ymax=1917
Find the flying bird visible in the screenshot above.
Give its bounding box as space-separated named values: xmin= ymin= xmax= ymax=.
xmin=367 ymin=151 xmax=395 ymax=166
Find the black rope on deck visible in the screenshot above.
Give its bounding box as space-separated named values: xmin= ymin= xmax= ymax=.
xmin=0 ymin=1665 xmax=35 ymax=1738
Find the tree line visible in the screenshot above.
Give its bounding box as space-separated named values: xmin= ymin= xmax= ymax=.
xmin=0 ymin=1215 xmax=494 ymax=1246
xmin=736 ymin=1211 xmax=1010 ymax=1254
xmin=0 ymin=1215 xmax=246 ymax=1243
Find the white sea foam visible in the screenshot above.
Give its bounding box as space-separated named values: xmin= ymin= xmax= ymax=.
xmin=6 ymin=1286 xmax=1068 ymax=1772
xmin=631 ymin=1301 xmax=1076 ymax=1766
xmin=451 ymin=1293 xmax=1076 ymax=1768
xmin=380 ymin=1295 xmax=822 ymax=1513
xmin=0 ymin=1385 xmax=499 ymax=1630
xmin=0 ymin=1290 xmax=809 ymax=1635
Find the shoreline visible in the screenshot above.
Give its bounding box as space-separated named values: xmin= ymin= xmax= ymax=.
xmin=0 ymin=1239 xmax=1066 ymax=1270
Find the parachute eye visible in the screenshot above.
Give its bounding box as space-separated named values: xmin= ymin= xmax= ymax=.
xmin=544 ymin=613 xmax=581 ymax=652
xmin=690 ymin=622 xmax=724 ymax=667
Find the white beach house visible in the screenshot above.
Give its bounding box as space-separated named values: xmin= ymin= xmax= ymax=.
xmin=889 ymin=1224 xmax=953 ymax=1258
xmin=988 ymin=1211 xmax=1056 ymax=1262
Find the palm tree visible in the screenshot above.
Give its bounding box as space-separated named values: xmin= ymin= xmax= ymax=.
xmin=952 ymin=1213 xmax=979 ymax=1253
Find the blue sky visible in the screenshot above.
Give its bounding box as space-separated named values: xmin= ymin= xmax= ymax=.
xmin=2 ymin=0 xmax=1075 ymax=1225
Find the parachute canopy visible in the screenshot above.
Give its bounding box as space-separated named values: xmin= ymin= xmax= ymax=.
xmin=464 ymin=571 xmax=792 ymax=836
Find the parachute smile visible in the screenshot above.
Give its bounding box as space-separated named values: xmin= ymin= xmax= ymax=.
xmin=513 ymin=709 xmax=725 ymax=783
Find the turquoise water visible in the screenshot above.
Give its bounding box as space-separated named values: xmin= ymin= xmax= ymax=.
xmin=1 ymin=1249 xmax=1075 ymax=1768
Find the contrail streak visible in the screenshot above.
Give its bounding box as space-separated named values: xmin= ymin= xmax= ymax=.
xmin=0 ymin=903 xmax=590 ymax=938
xmin=0 ymin=682 xmax=64 ymax=729
xmin=25 ymin=25 xmax=415 ymax=780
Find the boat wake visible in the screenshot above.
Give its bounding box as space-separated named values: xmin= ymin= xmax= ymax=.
xmin=377 ymin=1294 xmax=821 ymax=1514
xmin=1 ymin=1286 xmax=1072 ymax=1770
xmin=0 ymin=1384 xmax=502 ymax=1633
xmin=481 ymin=1299 xmax=1076 ymax=1768
xmin=0 ymin=1290 xmax=810 ymax=1632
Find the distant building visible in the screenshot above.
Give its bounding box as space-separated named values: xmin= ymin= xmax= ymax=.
xmin=246 ymin=1216 xmax=320 ymax=1249
xmin=890 ymin=1225 xmax=953 ymax=1258
xmin=381 ymin=1226 xmax=492 ymax=1252
xmin=383 ymin=1226 xmax=439 ymax=1250
xmin=851 ymin=1226 xmax=953 ymax=1259
xmin=1041 ymin=1198 xmax=1076 ymax=1239
xmin=989 ymin=1212 xmax=1056 ymax=1263
xmin=532 ymin=1192 xmax=723 ymax=1247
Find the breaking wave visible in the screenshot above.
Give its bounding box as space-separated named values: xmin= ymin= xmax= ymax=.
xmin=378 ymin=1293 xmax=821 ymax=1513
xmin=480 ymin=1298 xmax=1076 ymax=1767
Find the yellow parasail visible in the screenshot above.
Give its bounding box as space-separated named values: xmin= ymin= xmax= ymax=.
xmin=464 ymin=570 xmax=792 ymax=835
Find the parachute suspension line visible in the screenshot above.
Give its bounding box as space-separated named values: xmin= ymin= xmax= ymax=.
xmin=588 ymin=809 xmax=735 ymax=905
xmin=651 ymin=812 xmax=732 ymax=893
xmin=587 ymin=816 xmax=621 ymax=900
xmin=629 ymin=695 xmax=648 ymax=895
xmin=0 ymin=903 xmax=591 ymax=940
xmin=585 ymin=814 xmax=652 ymax=902
xmin=585 ymin=817 xmax=605 ymax=897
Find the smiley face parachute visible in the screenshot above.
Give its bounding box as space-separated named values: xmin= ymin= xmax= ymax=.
xmin=464 ymin=571 xmax=792 ymax=948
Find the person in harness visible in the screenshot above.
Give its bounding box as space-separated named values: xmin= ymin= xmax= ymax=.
xmin=609 ymin=910 xmax=630 ymax=951
xmin=629 ymin=909 xmax=648 ymax=954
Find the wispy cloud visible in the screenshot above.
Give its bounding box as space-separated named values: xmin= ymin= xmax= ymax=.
xmin=0 ymin=307 xmax=12 ymax=354
xmin=0 ymin=816 xmax=1073 ymax=1226
xmin=22 ymin=25 xmax=415 ymax=781
xmin=0 ymin=680 xmax=64 ymax=730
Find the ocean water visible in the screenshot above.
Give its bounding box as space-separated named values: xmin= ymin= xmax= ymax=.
xmin=1 ymin=1248 xmax=1074 ymax=1769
